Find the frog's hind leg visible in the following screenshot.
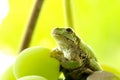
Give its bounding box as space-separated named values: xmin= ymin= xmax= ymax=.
xmin=89 ymin=59 xmax=102 ymax=71
xmin=67 ymin=67 xmax=93 ymax=80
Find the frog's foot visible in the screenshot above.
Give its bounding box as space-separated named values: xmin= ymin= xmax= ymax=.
xmin=51 ymin=49 xmax=62 ymax=58
xmin=50 ymin=49 xmax=67 ymax=62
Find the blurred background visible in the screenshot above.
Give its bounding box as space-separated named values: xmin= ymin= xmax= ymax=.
xmin=0 ymin=0 xmax=120 ymax=77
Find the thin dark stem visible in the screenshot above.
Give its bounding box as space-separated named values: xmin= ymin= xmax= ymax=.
xmin=19 ymin=0 xmax=44 ymax=52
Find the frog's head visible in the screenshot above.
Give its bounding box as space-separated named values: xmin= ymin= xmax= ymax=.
xmin=52 ymin=27 xmax=80 ymax=46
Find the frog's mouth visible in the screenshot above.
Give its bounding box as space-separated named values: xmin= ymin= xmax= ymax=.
xmin=52 ymin=33 xmax=68 ymax=41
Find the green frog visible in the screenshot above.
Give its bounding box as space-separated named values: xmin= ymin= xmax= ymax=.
xmin=51 ymin=27 xmax=102 ymax=80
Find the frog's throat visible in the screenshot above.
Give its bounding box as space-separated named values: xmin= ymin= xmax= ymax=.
xmin=57 ymin=46 xmax=71 ymax=60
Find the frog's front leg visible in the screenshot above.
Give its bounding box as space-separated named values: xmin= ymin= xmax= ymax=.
xmin=51 ymin=48 xmax=67 ymax=62
xmin=51 ymin=49 xmax=81 ymax=69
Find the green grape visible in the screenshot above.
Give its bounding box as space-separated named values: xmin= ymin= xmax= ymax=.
xmin=13 ymin=47 xmax=60 ymax=80
xmin=17 ymin=75 xmax=47 ymax=80
xmin=0 ymin=65 xmax=16 ymax=80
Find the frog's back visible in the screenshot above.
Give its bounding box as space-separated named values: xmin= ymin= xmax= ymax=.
xmin=79 ymin=40 xmax=97 ymax=61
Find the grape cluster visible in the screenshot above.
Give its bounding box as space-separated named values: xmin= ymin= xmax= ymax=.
xmin=1 ymin=46 xmax=60 ymax=80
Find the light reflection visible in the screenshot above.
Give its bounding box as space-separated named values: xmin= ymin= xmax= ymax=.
xmin=0 ymin=0 xmax=9 ymax=24
xmin=0 ymin=51 xmax=15 ymax=76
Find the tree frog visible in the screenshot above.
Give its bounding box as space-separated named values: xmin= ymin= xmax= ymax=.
xmin=51 ymin=27 xmax=102 ymax=80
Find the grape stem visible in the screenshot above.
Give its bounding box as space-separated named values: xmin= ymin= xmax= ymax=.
xmin=64 ymin=0 xmax=74 ymax=28
xmin=19 ymin=0 xmax=44 ymax=52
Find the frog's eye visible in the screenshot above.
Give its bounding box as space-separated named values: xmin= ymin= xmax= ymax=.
xmin=66 ymin=28 xmax=73 ymax=33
